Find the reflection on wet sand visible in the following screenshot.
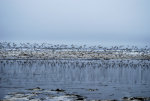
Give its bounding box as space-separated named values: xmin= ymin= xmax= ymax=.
xmin=0 ymin=59 xmax=150 ymax=100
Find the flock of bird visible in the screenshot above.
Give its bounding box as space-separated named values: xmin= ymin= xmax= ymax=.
xmin=0 ymin=42 xmax=150 ymax=60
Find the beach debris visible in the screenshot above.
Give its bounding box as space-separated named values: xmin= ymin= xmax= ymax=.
xmin=27 ymin=87 xmax=44 ymax=91
xmin=122 ymin=97 xmax=150 ymax=101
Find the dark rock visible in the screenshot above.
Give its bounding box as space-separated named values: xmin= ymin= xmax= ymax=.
xmin=51 ymin=88 xmax=65 ymax=92
xmin=88 ymin=89 xmax=98 ymax=91
xmin=122 ymin=97 xmax=128 ymax=99
xmin=74 ymin=94 xmax=85 ymax=101
xmin=76 ymin=97 xmax=84 ymax=100
xmin=122 ymin=97 xmax=150 ymax=101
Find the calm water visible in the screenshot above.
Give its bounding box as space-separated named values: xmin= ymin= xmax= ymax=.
xmin=0 ymin=59 xmax=150 ymax=100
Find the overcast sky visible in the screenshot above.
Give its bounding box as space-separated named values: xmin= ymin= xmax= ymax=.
xmin=0 ymin=0 xmax=150 ymax=46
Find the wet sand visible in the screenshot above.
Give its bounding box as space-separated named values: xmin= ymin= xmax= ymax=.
xmin=0 ymin=59 xmax=150 ymax=101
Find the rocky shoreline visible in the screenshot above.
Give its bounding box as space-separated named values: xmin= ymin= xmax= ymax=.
xmin=1 ymin=87 xmax=150 ymax=101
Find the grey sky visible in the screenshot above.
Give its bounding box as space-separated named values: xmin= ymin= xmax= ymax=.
xmin=0 ymin=0 xmax=150 ymax=46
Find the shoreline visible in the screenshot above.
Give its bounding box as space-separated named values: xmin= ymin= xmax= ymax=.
xmin=0 ymin=42 xmax=150 ymax=60
xmin=0 ymin=50 xmax=150 ymax=60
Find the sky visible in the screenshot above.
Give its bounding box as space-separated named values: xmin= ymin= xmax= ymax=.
xmin=0 ymin=0 xmax=150 ymax=46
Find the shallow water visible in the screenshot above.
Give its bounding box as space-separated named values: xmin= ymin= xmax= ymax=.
xmin=0 ymin=59 xmax=150 ymax=100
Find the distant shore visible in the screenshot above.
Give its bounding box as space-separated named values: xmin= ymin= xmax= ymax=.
xmin=1 ymin=48 xmax=150 ymax=60
xmin=0 ymin=42 xmax=150 ymax=60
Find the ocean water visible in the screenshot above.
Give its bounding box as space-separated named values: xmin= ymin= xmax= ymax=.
xmin=0 ymin=59 xmax=150 ymax=100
